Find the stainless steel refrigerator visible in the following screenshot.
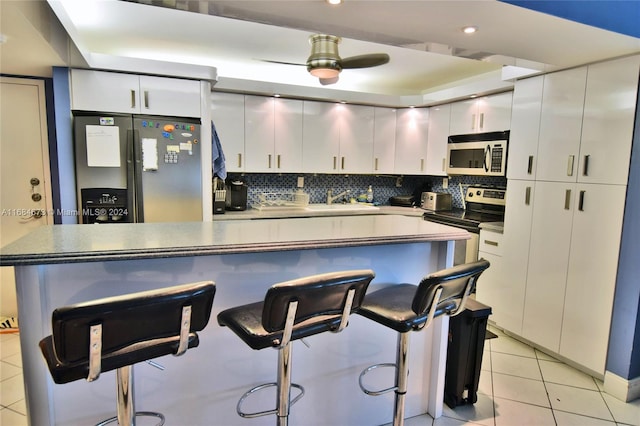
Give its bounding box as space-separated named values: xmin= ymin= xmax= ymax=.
xmin=73 ymin=113 xmax=202 ymax=223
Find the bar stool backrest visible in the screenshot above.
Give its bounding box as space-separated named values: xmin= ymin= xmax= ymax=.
xmin=50 ymin=281 xmax=216 ymax=370
xmin=262 ymin=270 xmax=375 ymax=332
xmin=411 ymin=259 xmax=490 ymax=324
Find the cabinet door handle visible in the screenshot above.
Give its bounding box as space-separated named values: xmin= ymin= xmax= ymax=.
xmin=341 ymin=156 xmax=345 ymax=170
xmin=268 ymin=154 xmax=272 ymax=169
xmin=484 ymin=240 xmax=498 ymax=247
xmin=420 ymin=158 xmax=424 ymax=172
xmin=578 ymin=190 xmax=586 ymax=211
xmin=131 ymin=90 xmax=136 ymax=108
xmin=525 ymin=186 xmax=532 ymax=206
xmin=277 ymin=155 xmax=281 ymax=169
xmin=567 ymin=155 xmax=575 ymax=176
xmin=564 ymin=189 xmax=572 ymax=210
xmin=583 ymin=155 xmax=590 ymax=176
xmin=143 ymin=91 xmax=149 ymax=109
xmin=333 ymin=156 xmax=337 ymax=170
xmin=442 ymin=158 xmax=446 ymax=172
xmin=374 ymin=158 xmax=379 ymax=171
xmin=527 ymin=156 xmax=534 ymax=175
xmin=471 ymin=114 xmax=476 ymax=131
xmin=479 ymin=112 xmax=484 ymax=130
xmin=238 ymin=153 xmax=242 ymax=168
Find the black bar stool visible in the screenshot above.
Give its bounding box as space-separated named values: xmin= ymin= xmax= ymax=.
xmin=217 ymin=270 xmax=375 ymax=426
xmin=39 ymin=281 xmax=216 ymax=426
xmin=357 ymin=259 xmax=490 ymax=426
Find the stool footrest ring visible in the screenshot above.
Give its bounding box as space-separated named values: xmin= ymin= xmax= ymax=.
xmin=359 ymin=363 xmax=398 ymax=396
xmin=237 ymin=382 xmax=305 ymax=418
xmin=96 ymin=411 xmax=165 ymax=426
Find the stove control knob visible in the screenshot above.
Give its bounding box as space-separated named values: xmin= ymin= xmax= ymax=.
xmin=467 ymin=192 xmax=473 ymax=198
xmin=476 ymin=190 xmax=482 ymax=196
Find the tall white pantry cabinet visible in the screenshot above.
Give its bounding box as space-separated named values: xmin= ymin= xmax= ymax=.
xmin=488 ymin=55 xmax=640 ymax=376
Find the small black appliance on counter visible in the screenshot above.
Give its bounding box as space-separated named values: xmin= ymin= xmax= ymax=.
xmin=389 ymin=195 xmax=415 ymax=207
xmin=225 ymin=179 xmax=248 ymax=211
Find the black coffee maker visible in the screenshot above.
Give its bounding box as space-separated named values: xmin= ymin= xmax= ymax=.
xmin=225 ymin=178 xmax=248 ymax=211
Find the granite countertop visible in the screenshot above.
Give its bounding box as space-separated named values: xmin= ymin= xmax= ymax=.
xmin=0 ymin=214 xmax=469 ymax=266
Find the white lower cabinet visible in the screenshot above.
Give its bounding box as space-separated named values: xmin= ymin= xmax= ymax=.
xmin=519 ymin=181 xmax=627 ymax=374
xmin=522 ymin=181 xmax=574 ymax=352
xmin=560 ymin=183 xmax=627 ymax=374
xmin=476 ymin=230 xmax=504 ymax=328
xmin=478 ymin=180 xmax=534 ymax=335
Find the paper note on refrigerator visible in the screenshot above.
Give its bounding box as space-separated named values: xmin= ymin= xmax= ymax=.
xmin=142 ymin=138 xmax=159 ymax=171
xmin=86 ymin=125 xmax=121 ymax=167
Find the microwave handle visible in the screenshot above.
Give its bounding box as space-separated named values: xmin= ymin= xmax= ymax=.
xmin=484 ymin=145 xmax=490 ymax=172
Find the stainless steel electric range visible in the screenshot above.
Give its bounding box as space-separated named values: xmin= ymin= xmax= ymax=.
xmin=422 ymin=186 xmax=506 ymax=264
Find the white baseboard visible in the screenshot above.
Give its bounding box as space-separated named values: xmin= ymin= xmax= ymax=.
xmin=604 ymin=371 xmax=640 ymax=402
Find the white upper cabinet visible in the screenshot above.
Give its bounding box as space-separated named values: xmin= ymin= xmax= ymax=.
xmin=372 ymin=107 xmax=396 ymax=174
xmin=71 ymin=69 xmax=201 ymax=117
xmin=211 ymin=92 xmax=245 ymax=173
xmin=449 ymin=92 xmax=512 ymax=135
xmin=536 ymin=67 xmax=588 ymax=182
xmin=425 ymin=104 xmax=450 ymax=176
xmin=273 ymin=98 xmax=304 ymax=173
xmin=507 ymin=76 xmax=544 ymax=180
xmin=302 ymin=101 xmax=340 ymax=173
xmin=577 ymin=55 xmax=640 ymax=185
xmin=302 ymin=102 xmax=374 ymax=174
xmin=394 ymin=107 xmax=429 ymax=175
xmin=339 ymin=104 xmax=375 ymax=173
xmin=244 ymin=96 xmax=303 ymax=173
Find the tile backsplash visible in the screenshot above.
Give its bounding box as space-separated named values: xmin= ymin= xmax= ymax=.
xmin=222 ymin=173 xmax=506 ymax=209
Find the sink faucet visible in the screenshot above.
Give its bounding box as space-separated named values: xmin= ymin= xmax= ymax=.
xmin=327 ymin=189 xmax=350 ymax=205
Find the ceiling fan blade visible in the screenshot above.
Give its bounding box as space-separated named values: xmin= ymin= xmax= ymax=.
xmin=341 ymin=53 xmax=390 ymax=69
xmin=259 ymin=59 xmax=306 ymax=66
xmin=319 ymin=76 xmax=339 ymax=85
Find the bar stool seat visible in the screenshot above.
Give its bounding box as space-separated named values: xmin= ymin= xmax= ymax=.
xmin=218 ymin=269 xmax=375 ymax=426
xmin=39 ymin=281 xmax=216 ymax=426
xmin=357 ymin=260 xmax=490 ymax=426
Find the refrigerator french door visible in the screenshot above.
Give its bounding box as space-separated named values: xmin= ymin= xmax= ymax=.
xmin=73 ymin=113 xmax=202 ymax=223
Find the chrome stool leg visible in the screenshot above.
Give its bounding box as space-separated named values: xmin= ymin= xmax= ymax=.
xmin=277 ymin=342 xmax=293 ymax=426
xmin=393 ymin=332 xmax=411 ymax=426
xmin=96 ymin=365 xmax=165 ymax=426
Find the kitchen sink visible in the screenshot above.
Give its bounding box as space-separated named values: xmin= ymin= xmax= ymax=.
xmin=306 ymin=204 xmax=380 ymax=211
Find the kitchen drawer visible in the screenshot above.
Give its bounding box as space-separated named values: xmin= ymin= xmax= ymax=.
xmin=479 ymin=230 xmax=503 ymax=256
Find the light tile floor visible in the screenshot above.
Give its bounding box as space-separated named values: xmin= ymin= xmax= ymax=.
xmin=1 ymin=327 xmax=639 ymax=426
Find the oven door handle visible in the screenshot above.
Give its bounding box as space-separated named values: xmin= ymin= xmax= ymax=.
xmin=484 ymin=144 xmax=491 ymax=172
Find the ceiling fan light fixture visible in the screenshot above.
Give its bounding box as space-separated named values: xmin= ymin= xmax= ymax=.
xmin=309 ymin=67 xmax=340 ymax=79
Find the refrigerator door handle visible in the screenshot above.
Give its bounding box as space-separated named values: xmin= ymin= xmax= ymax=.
xmin=127 ymin=129 xmax=144 ymax=222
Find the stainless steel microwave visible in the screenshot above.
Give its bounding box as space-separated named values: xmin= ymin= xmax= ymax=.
xmin=446 ymin=131 xmax=509 ymax=176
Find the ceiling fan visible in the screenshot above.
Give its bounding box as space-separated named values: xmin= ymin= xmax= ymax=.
xmin=264 ymin=34 xmax=390 ymax=85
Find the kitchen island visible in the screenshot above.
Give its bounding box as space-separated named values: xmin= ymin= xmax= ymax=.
xmin=1 ymin=215 xmax=469 ymax=426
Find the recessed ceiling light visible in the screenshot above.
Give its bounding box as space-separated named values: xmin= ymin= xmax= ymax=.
xmin=327 ymin=0 xmax=342 ymax=5
xmin=273 ymin=94 xmax=281 ymax=98
xmin=462 ymin=26 xmax=478 ymax=34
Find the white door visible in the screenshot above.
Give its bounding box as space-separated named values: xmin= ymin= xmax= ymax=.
xmin=536 ymin=67 xmax=587 ymax=182
xmin=302 ymin=101 xmax=340 ymax=173
xmin=560 ymin=183 xmax=627 ymax=374
xmin=394 ymin=108 xmax=429 ymax=174
xmin=244 ymin=95 xmax=275 ymax=172
xmin=211 ymin=92 xmax=245 ymax=173
xmin=425 ymin=104 xmax=450 ymax=176
xmin=522 ymin=181 xmax=574 ymax=351
xmin=507 ymin=76 xmax=544 ymax=180
xmin=373 ymin=107 xmax=396 ymax=174
xmin=339 ymin=104 xmax=374 ymax=174
xmin=0 ymin=77 xmax=53 ymax=316
xmin=578 ymin=55 xmax=640 ymax=185
xmin=274 ymin=98 xmax=303 ymax=173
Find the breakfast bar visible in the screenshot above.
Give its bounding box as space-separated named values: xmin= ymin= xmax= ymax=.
xmin=0 ymin=215 xmax=469 ymax=425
